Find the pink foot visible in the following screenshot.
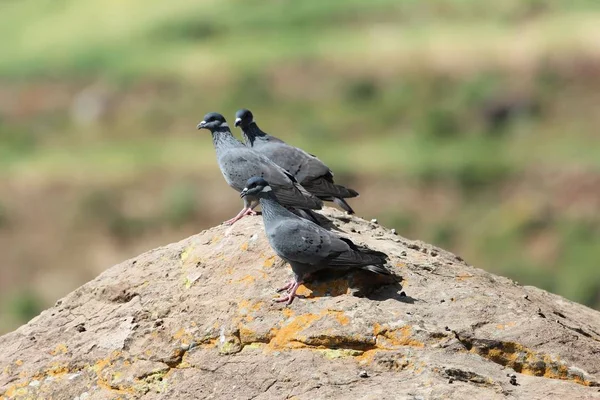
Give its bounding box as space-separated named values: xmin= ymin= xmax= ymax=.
xmin=223 ymin=207 xmax=249 ymax=225
xmin=243 ymin=208 xmax=257 ymax=216
xmin=275 ymin=281 xmax=301 ymax=305
xmin=276 ymin=280 xmax=296 ymax=293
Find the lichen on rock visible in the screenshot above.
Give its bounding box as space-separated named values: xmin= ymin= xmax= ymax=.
xmin=1 ymin=208 xmax=599 ymax=399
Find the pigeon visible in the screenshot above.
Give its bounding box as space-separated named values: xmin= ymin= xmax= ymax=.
xmin=240 ymin=176 xmax=391 ymax=304
xmin=197 ymin=112 xmax=323 ymax=225
xmin=234 ymin=109 xmax=359 ymax=214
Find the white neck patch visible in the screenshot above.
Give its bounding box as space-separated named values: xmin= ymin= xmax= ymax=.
xmin=261 ymin=186 xmax=272 ymax=193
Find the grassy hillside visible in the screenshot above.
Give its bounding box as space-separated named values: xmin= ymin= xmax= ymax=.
xmin=1 ymin=0 xmax=600 ymax=332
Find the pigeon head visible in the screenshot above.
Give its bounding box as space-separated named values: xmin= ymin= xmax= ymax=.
xmin=234 ymin=109 xmax=254 ymax=128
xmin=197 ymin=112 xmax=229 ymax=131
xmin=240 ymin=177 xmax=272 ymax=199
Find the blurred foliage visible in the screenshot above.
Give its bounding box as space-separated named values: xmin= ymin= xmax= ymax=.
xmin=1 ymin=0 xmax=600 ymax=332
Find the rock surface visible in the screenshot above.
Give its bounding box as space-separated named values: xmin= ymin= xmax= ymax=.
xmin=1 ymin=208 xmax=600 ymax=399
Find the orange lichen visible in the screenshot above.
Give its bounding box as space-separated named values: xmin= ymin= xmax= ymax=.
xmin=14 ymin=360 xmax=23 ymax=366
xmin=374 ymin=324 xmax=424 ymax=349
xmin=4 ymin=380 xmax=29 ymax=397
xmin=238 ymin=300 xmax=263 ymax=313
xmin=456 ymin=274 xmax=474 ymax=281
xmin=49 ymin=343 xmax=68 ymax=355
xmin=234 ymin=275 xmax=256 ymax=285
xmin=173 ymin=327 xmax=193 ymax=345
xmin=263 ymin=256 xmax=276 ymax=268
xmin=268 ymin=313 xmax=321 ymax=349
xmin=329 ymin=310 xmax=350 ymax=326
xmin=496 ymin=322 xmax=516 ymax=330
xmin=240 ymin=242 xmax=249 ymax=251
xmin=468 ymin=341 xmax=596 ymax=386
xmin=281 ymin=308 xmax=295 ymax=318
xmin=296 ymin=279 xmax=350 ymax=299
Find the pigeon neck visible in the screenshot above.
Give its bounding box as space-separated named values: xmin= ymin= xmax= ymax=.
xmin=211 ymin=128 xmax=241 ymax=149
xmin=259 ymin=194 xmax=292 ymax=221
xmin=243 ymin=122 xmax=267 ymax=146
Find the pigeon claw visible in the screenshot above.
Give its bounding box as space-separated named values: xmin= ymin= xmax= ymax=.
xmin=274 ymin=280 xmax=301 ymax=305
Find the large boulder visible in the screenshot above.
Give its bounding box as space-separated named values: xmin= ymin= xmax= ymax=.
xmin=1 ymin=208 xmax=599 ymax=399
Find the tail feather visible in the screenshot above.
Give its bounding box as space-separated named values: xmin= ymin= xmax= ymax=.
xmin=362 ymin=264 xmax=392 ymax=275
xmin=333 ymin=197 xmax=355 ymax=214
xmin=301 ymin=177 xmax=359 ymax=199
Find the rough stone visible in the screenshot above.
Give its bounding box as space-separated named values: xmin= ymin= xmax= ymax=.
xmin=1 ymin=208 xmax=599 ymax=399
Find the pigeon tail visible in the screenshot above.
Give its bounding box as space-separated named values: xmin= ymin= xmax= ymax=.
xmin=333 ymin=198 xmax=355 ymax=214
xmin=301 ymin=177 xmax=359 ymax=199
xmin=361 ymin=264 xmax=392 ymax=275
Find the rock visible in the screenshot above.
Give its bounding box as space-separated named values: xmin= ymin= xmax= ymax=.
xmin=1 ymin=207 xmax=599 ymax=399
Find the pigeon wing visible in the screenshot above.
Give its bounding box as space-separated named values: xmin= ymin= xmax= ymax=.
xmin=271 ymin=219 xmax=350 ymax=266
xmin=219 ymin=147 xmax=322 ymax=209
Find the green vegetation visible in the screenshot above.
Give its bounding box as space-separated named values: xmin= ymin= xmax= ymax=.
xmin=1 ymin=0 xmax=600 ymax=332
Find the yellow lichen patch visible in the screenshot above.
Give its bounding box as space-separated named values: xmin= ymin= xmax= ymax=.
xmin=376 ymin=325 xmax=424 ymax=348
xmin=268 ymin=310 xmax=355 ymax=350
xmin=296 ymin=279 xmax=350 ymax=299
xmin=295 ymin=285 xmax=313 ymax=297
xmin=263 ymin=256 xmax=276 ymax=268
xmin=469 ymin=341 xmax=595 ymax=386
xmin=496 ymin=321 xmax=517 ymax=330
xmin=243 ymin=342 xmax=264 ymax=350
xmin=456 ymin=274 xmax=474 ymax=281
xmin=281 ymin=308 xmax=295 ymax=318
xmin=50 ymin=343 xmax=68 ymax=355
xmin=395 ymin=262 xmax=406 ymax=268
xmin=173 ymin=327 xmax=193 ymax=345
xmin=211 ymin=235 xmax=222 ymax=244
xmin=4 ymin=380 xmax=29 ymax=397
xmin=46 ymin=362 xmax=71 ymax=378
xmin=240 ymin=242 xmax=249 ymax=251
xmin=91 ymin=357 xmax=113 ymax=374
xmin=268 ymin=313 xmax=322 ymax=349
xmin=355 ymin=349 xmax=384 ymax=365
xmin=234 ymin=275 xmax=256 ymax=285
xmin=180 ymin=247 xmax=192 ymax=262
xmin=238 ymin=300 xmax=263 ymax=314
xmin=329 ymin=310 xmax=350 ymax=326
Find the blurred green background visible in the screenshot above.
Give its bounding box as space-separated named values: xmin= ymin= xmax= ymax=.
xmin=1 ymin=0 xmax=600 ymax=333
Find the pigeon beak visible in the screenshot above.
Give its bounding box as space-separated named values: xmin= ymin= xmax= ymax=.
xmin=197 ymin=121 xmax=207 ymax=130
xmin=240 ymin=188 xmax=249 ymax=198
xmin=234 ymin=118 xmax=242 ymax=127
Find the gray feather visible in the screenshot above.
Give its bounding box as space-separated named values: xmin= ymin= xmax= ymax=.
xmin=211 ymin=128 xmax=322 ymax=210
xmin=237 ymin=116 xmax=358 ymax=213
xmin=259 ymin=193 xmax=390 ymax=280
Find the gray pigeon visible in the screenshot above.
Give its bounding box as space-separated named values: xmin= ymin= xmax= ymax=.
xmin=197 ymin=112 xmax=323 ymax=225
xmin=240 ymin=176 xmax=391 ymax=304
xmin=234 ymin=109 xmax=359 ymax=214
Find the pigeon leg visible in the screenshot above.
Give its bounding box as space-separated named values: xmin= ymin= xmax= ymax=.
xmin=243 ymin=208 xmax=257 ymax=216
xmin=223 ymin=207 xmax=250 ymax=225
xmin=275 ymin=280 xmax=302 ymax=305
xmin=276 ymin=279 xmax=296 ymax=293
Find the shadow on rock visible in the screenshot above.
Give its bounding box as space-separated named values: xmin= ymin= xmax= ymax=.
xmin=297 ymin=268 xmax=407 ymax=303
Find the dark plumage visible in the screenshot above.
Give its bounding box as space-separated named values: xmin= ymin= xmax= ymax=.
xmin=234 ymin=109 xmax=359 ymax=214
xmin=241 ymin=177 xmax=391 ymax=304
xmin=197 ymin=113 xmax=322 ymax=225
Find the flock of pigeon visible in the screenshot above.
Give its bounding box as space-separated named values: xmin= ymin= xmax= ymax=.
xmin=197 ymin=110 xmax=392 ymax=304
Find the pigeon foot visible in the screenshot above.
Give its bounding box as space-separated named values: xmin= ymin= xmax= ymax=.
xmin=223 ymin=207 xmax=251 ymax=225
xmin=274 ymin=281 xmax=301 ymax=305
